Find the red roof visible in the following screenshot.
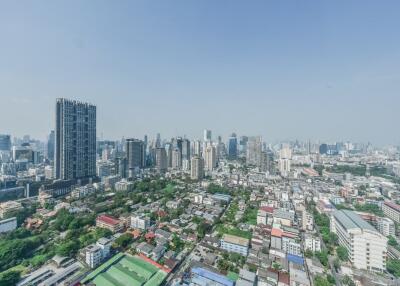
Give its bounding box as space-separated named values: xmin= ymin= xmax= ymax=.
xmin=97 ymin=214 xmax=120 ymax=225
xmin=260 ymin=206 xmax=274 ymax=213
xmin=282 ymin=232 xmax=297 ymax=239
xmin=271 ymin=228 xmax=283 ymax=238
xmin=145 ymin=232 xmax=155 ymax=239
xmin=385 ymin=201 xmax=400 ymax=212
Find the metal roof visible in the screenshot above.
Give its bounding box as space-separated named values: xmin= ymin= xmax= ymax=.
xmin=332 ymin=210 xmax=376 ymax=232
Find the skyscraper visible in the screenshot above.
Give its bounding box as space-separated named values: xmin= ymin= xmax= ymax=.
xmin=203 ymin=129 xmax=211 ymax=142
xmin=181 ymin=139 xmax=191 ymax=161
xmin=246 ymin=136 xmax=262 ymax=167
xmin=46 ymin=130 xmax=55 ymax=161
xmin=0 ymin=135 xmax=11 ymax=151
xmin=171 ymin=148 xmax=182 ymax=170
xmin=191 ymin=156 xmax=204 ymax=180
xmin=55 ymin=98 xmax=96 ymax=180
xmin=227 ymin=133 xmax=238 ymax=160
xmin=126 ymin=138 xmax=145 ymax=177
xmin=155 ymin=147 xmax=167 ymax=173
xmin=204 ymin=145 xmax=216 ymax=171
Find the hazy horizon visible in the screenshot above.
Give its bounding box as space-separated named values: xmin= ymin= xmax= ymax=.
xmin=1 ymin=1 xmax=399 ymax=145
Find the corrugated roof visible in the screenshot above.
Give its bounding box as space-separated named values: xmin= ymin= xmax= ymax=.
xmin=192 ymin=267 xmax=234 ymax=286
xmin=332 ymin=210 xmax=376 ymax=231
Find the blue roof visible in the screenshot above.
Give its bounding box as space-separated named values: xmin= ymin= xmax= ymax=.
xmin=191 ymin=267 xmax=234 ymax=286
xmin=287 ymin=254 xmax=304 ymax=265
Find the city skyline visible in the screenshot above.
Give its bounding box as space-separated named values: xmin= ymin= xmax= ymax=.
xmin=1 ymin=1 xmax=400 ymax=145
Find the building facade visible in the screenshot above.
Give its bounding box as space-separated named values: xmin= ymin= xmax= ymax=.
xmin=55 ymin=98 xmax=96 ymax=180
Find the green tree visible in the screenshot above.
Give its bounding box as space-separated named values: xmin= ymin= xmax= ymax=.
xmin=314 ymin=275 xmax=331 ymax=286
xmin=113 ymin=233 xmax=133 ymax=249
xmin=0 ymin=270 xmax=21 ymax=286
xmin=337 ymin=246 xmax=348 ymax=261
xmin=56 ymin=240 xmax=79 ymax=257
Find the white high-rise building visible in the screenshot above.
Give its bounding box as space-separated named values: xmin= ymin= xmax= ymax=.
xmin=278 ymin=145 xmax=292 ymax=177
xmin=204 ymin=145 xmax=216 ymax=172
xmin=171 ymin=148 xmax=182 ymax=170
xmin=330 ymin=210 xmax=387 ymax=272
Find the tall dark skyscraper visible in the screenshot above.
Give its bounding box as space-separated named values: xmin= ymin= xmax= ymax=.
xmin=0 ymin=134 xmax=11 ymax=151
xmin=55 ymin=98 xmax=96 ymax=180
xmin=126 ymin=138 xmax=145 ymax=177
xmin=181 ymin=139 xmax=191 ymax=161
xmin=47 ymin=130 xmax=55 ymax=161
xmin=227 ymin=133 xmax=238 ymax=159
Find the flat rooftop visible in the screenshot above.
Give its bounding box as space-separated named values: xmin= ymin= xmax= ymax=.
xmin=222 ymin=234 xmax=249 ymax=247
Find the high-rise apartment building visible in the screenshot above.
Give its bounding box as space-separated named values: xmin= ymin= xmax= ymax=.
xmin=155 ymin=147 xmax=167 ymax=173
xmin=171 ymin=148 xmax=182 ymax=170
xmin=204 ymin=145 xmax=216 ymax=171
xmin=246 ymin=136 xmax=262 ymax=166
xmin=126 ymin=138 xmax=145 ymax=177
xmin=330 ymin=210 xmax=387 ymax=272
xmin=55 ymin=98 xmax=96 ymax=180
xmin=191 ymin=156 xmax=204 ymax=180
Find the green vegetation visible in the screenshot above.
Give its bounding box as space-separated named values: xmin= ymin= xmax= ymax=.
xmin=0 ymin=269 xmax=21 ymax=286
xmin=387 ymin=259 xmax=400 ymax=278
xmin=113 ymin=233 xmax=134 ymax=249
xmin=354 ymin=203 xmax=384 ymax=217
xmin=216 ymin=225 xmax=252 ymax=239
xmin=207 ymin=183 xmax=230 ymax=195
xmin=241 ymin=206 xmax=257 ymax=225
xmin=341 ymin=275 xmax=356 ymax=286
xmin=313 ymin=275 xmax=332 ymax=286
xmin=315 ymin=250 xmax=329 ymax=267
xmin=336 ymin=246 xmax=348 ymax=261
xmin=225 ymin=202 xmax=239 ymax=222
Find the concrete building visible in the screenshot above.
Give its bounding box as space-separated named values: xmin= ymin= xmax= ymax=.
xmin=330 ymin=210 xmax=387 ymax=272
xmin=220 ymin=234 xmax=249 ymax=256
xmin=96 ymin=214 xmax=123 ymax=233
xmin=0 ymin=217 xmax=17 ymax=233
xmin=246 ymin=136 xmax=262 ymax=167
xmin=0 ymin=201 xmax=23 ymax=218
xmin=382 ymin=201 xmax=400 ymax=223
xmin=376 ymin=217 xmax=395 ymax=237
xmin=204 ymin=145 xmax=217 ymax=172
xmin=0 ymin=134 xmax=11 ymax=151
xmin=126 ymin=138 xmax=145 ymax=177
xmin=131 ymin=214 xmax=151 ymax=230
xmin=155 ymin=147 xmax=167 ymax=173
xmin=304 ymin=234 xmax=321 ymax=252
xmin=55 ymin=98 xmax=96 ymax=180
xmin=191 ymin=156 xmax=204 ymax=180
xmin=171 ymin=148 xmax=182 ymax=170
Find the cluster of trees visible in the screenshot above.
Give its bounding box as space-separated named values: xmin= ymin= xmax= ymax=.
xmin=354 ymin=203 xmax=384 ymax=217
xmin=313 ymin=274 xmax=335 ymax=286
xmin=241 ymin=205 xmax=257 ymax=225
xmin=387 ymin=259 xmax=400 ymax=278
xmin=207 ymin=184 xmax=230 ymax=195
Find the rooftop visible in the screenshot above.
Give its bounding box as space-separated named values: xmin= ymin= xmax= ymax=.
xmin=384 ymin=201 xmax=400 ymax=212
xmin=222 ymin=234 xmax=249 ymax=247
xmin=97 ymin=214 xmax=120 ymax=226
xmin=332 ymin=210 xmax=376 ymax=232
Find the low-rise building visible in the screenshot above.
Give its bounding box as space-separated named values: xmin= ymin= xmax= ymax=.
xmin=220 ymin=234 xmax=249 ymax=256
xmin=96 ymin=214 xmax=123 ymax=233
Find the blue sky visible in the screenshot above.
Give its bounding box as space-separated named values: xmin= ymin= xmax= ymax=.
xmin=0 ymin=1 xmax=399 ymax=145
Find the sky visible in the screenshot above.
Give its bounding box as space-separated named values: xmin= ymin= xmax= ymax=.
xmin=0 ymin=1 xmax=399 ymax=145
